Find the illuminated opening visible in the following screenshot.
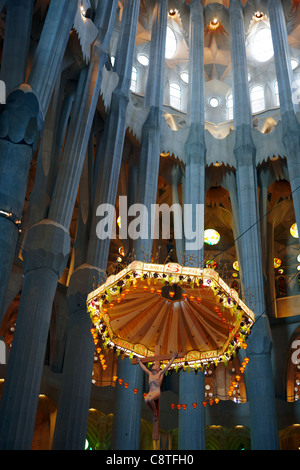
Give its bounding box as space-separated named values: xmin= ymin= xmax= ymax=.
xmin=210 ymin=97 xmax=219 ymax=108
xmin=251 ymin=86 xmax=265 ymax=113
xmin=290 ymin=223 xmax=299 ymax=238
xmin=206 ymin=260 xmax=217 ymax=270
xmin=180 ymin=72 xmax=189 ymax=83
xmin=227 ymin=93 xmax=233 ymax=120
xmin=291 ymin=59 xmax=298 ymax=70
xmin=252 ymin=28 xmax=274 ymax=62
xmin=137 ymin=54 xmax=149 ymax=66
xmin=204 ymin=229 xmax=220 ymax=246
xmin=130 ymin=67 xmax=137 ymax=92
xmin=165 ymin=26 xmax=177 ymax=59
xmin=274 ymin=258 xmax=281 ymax=269
xmin=233 ymin=261 xmax=239 ymax=272
xmin=170 ymin=82 xmax=181 ymax=109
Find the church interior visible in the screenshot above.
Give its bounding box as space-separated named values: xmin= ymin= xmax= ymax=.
xmin=0 ymin=0 xmax=299 ymax=451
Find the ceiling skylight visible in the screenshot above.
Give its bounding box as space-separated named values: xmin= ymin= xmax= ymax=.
xmin=210 ymin=97 xmax=219 ymax=108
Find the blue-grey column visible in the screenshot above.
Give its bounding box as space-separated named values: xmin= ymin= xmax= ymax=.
xmin=49 ymin=1 xmax=118 ymax=228
xmin=222 ymin=171 xmax=243 ymax=293
xmin=0 ymin=86 xmax=42 ymax=323
xmin=87 ymin=0 xmax=141 ymax=269
xmin=112 ymin=357 xmax=144 ymax=450
xmin=178 ymin=0 xmax=206 ymax=450
xmin=29 ymin=76 xmax=69 ymax=226
xmin=229 ymin=0 xmax=279 ymax=450
xmin=125 ymin=155 xmax=138 ymax=260
xmin=183 ymin=0 xmax=206 ymax=268
xmin=0 ymin=0 xmax=78 ymax=325
xmin=0 ymin=221 xmax=70 ymax=449
xmin=0 ymin=1 xmax=117 ymax=450
xmin=268 ymin=0 xmax=300 ymax=234
xmin=171 ymin=164 xmax=184 ymax=265
xmin=87 ymin=0 xmax=144 ymax=450
xmin=51 ymin=264 xmax=105 ymax=450
xmin=178 ymin=370 xmax=205 ymax=450
xmin=134 ymin=0 xmax=168 ymax=260
xmin=52 ymin=0 xmax=140 ymax=450
xmin=0 ymin=0 xmax=34 ymax=93
xmin=28 ymin=0 xmax=78 ymax=117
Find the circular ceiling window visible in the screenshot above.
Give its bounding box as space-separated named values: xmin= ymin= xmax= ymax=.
xmin=209 ymin=97 xmax=219 ymax=108
xmin=252 ymin=28 xmax=274 ymax=62
xmin=137 ymin=54 xmax=149 ymax=66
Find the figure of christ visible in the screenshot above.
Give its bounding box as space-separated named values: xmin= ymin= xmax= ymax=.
xmin=137 ymin=352 xmax=178 ymax=421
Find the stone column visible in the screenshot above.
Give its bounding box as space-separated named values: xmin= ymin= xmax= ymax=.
xmin=48 ymin=1 xmax=118 ymax=228
xmin=0 ymin=0 xmax=78 ymax=324
xmin=0 ymin=1 xmax=118 ymax=450
xmin=0 ymin=221 xmax=70 ymax=449
xmin=222 ymin=171 xmax=243 ymax=292
xmin=52 ymin=0 xmax=140 ymax=450
xmin=183 ymin=0 xmax=206 ymax=268
xmin=0 ymin=0 xmax=35 ymax=93
xmin=178 ymin=370 xmax=205 ymax=450
xmin=268 ymin=0 xmax=300 ymax=235
xmin=0 ymin=86 xmax=42 ymax=323
xmin=178 ymin=0 xmax=206 ymax=450
xmin=87 ymin=0 xmax=141 ymax=269
xmin=229 ymin=0 xmax=279 ymax=450
xmin=51 ymin=264 xmax=105 ymax=450
xmin=170 ymin=164 xmax=184 ymax=265
xmin=111 ymin=356 xmax=144 ymax=450
xmin=134 ymin=0 xmax=168 ymax=260
xmin=28 ymin=0 xmax=79 ymax=116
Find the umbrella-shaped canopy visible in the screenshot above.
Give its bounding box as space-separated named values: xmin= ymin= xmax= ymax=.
xmin=87 ymin=262 xmax=254 ymax=369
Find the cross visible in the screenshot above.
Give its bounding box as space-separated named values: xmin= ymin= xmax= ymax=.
xmin=132 ymin=346 xmax=183 ymax=445
xmin=131 ymin=351 xmax=184 ymax=365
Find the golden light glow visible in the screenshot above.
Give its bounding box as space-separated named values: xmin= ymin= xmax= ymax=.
xmin=233 ymin=261 xmax=239 ymax=272
xmin=274 ymin=258 xmax=281 ymax=269
xmin=290 ymin=223 xmax=299 ymax=238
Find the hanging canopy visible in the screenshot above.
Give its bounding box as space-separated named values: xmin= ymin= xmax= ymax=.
xmin=87 ymin=262 xmax=254 ymax=369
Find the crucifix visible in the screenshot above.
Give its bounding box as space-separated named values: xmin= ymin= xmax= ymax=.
xmin=132 ymin=346 xmax=182 ymax=442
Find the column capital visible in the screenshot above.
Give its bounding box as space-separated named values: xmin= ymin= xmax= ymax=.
xmin=22 ymin=219 xmax=70 ymax=277
xmin=66 ymin=263 xmax=106 ymax=313
xmin=0 ymin=84 xmax=43 ymax=148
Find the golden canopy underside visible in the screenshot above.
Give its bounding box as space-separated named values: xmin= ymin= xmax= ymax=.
xmin=106 ymin=283 xmax=229 ymax=357
xmin=87 ymin=262 xmax=254 ymax=367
